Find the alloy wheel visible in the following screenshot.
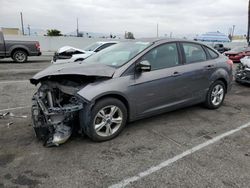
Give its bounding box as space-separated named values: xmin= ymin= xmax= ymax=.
xmin=15 ymin=52 xmax=26 ymax=62
xmin=94 ymin=105 xmax=123 ymax=137
xmin=211 ymin=84 xmax=224 ymax=106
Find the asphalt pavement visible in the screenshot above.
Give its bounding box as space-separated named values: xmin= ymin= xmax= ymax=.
xmin=0 ymin=56 xmax=250 ymax=188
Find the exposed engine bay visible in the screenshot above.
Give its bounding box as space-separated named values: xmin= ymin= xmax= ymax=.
xmin=31 ymin=80 xmax=84 ymax=146
xmin=30 ymin=62 xmax=115 ymax=146
xmin=235 ymin=62 xmax=250 ymax=84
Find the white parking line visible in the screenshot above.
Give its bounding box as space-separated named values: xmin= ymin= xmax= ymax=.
xmin=0 ymin=106 xmax=30 ymax=112
xmin=109 ymin=121 xmax=250 ymax=188
xmin=0 ymin=80 xmax=29 ymax=84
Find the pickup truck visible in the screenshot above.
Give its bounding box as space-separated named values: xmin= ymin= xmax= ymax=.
xmin=213 ymin=43 xmax=231 ymax=54
xmin=0 ymin=31 xmax=41 ymax=63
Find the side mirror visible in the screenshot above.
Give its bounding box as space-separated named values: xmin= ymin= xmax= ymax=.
xmin=137 ymin=60 xmax=151 ymax=72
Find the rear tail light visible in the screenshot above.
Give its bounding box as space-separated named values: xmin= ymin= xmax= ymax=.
xmin=226 ymin=59 xmax=233 ymax=69
xmin=35 ymin=42 xmax=40 ymax=50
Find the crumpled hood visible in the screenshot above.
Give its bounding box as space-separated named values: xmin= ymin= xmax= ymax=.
xmin=30 ymin=62 xmax=116 ymax=84
xmin=57 ymin=46 xmax=86 ymax=53
xmin=241 ymin=59 xmax=250 ymax=67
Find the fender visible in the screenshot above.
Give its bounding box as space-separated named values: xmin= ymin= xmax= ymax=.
xmin=209 ymin=67 xmax=230 ymax=89
xmin=9 ymin=45 xmax=30 ymax=56
xmin=77 ymin=76 xmax=137 ymax=121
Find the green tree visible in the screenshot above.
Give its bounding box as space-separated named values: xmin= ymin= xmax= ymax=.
xmin=125 ymin=31 xmax=135 ymax=39
xmin=47 ymin=29 xmax=62 ymax=36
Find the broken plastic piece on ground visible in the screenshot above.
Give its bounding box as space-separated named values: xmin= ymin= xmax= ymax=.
xmin=44 ymin=124 xmax=72 ymax=147
xmin=9 ymin=112 xmax=27 ymax=118
xmin=0 ymin=112 xmax=27 ymax=119
xmin=0 ymin=112 xmax=10 ymax=119
xmin=7 ymin=122 xmax=13 ymax=128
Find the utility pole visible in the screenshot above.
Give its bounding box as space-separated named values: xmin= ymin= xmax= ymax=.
xmin=231 ymin=25 xmax=235 ymax=39
xmin=20 ymin=12 xmax=24 ymax=35
xmin=76 ymin=18 xmax=79 ymax=37
xmin=27 ymin=25 xmax=30 ymax=36
xmin=228 ymin=28 xmax=232 ymax=36
xmin=157 ymin=23 xmax=159 ymax=37
xmin=248 ymin=0 xmax=250 ymax=45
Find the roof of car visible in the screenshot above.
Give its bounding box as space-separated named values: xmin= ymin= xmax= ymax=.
xmin=97 ymin=41 xmax=119 ymax=44
xmin=123 ymin=38 xmax=197 ymax=44
xmin=96 ymin=38 xmax=210 ymax=48
xmin=96 ymin=38 xmax=201 ymax=45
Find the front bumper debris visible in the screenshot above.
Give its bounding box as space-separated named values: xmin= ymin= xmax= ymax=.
xmin=235 ymin=64 xmax=250 ymax=84
xmin=31 ymin=83 xmax=83 ymax=147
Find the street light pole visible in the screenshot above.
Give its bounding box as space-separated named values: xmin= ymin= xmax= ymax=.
xmin=20 ymin=12 xmax=24 ymax=35
xmin=231 ymin=25 xmax=235 ymax=39
xmin=76 ymin=18 xmax=79 ymax=37
xmin=157 ymin=23 xmax=159 ymax=38
xmin=248 ymin=0 xmax=250 ymax=45
xmin=27 ymin=25 xmax=30 ymax=36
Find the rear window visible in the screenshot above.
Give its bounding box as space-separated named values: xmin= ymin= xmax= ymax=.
xmin=95 ymin=43 xmax=116 ymax=52
xmin=206 ymin=47 xmax=219 ymax=59
xmin=182 ymin=43 xmax=207 ymax=64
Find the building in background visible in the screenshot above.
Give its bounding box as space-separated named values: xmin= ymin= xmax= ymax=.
xmin=1 ymin=27 xmax=21 ymax=35
xmin=194 ymin=31 xmax=230 ymax=42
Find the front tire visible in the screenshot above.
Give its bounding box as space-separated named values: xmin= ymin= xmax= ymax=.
xmin=12 ymin=50 xmax=28 ymax=63
xmin=204 ymin=80 xmax=226 ymax=109
xmin=86 ymin=98 xmax=127 ymax=142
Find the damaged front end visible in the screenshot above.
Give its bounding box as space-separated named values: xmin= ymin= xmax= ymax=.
xmin=30 ymin=63 xmax=115 ymax=146
xmin=235 ymin=62 xmax=250 ymax=84
xmin=53 ymin=46 xmax=85 ymax=62
xmin=31 ymin=81 xmax=83 ymax=147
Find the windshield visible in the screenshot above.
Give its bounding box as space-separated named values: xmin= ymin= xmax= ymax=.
xmin=83 ymin=42 xmax=152 ymax=67
xmin=84 ymin=42 xmax=102 ymax=51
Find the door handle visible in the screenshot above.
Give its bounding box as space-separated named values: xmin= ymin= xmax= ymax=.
xmin=205 ymin=65 xmax=215 ymax=70
xmin=171 ymin=71 xmax=182 ymax=77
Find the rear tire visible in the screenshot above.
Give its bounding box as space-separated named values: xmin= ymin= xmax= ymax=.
xmin=12 ymin=50 xmax=28 ymax=63
xmin=204 ymin=80 xmax=226 ymax=109
xmin=86 ymin=98 xmax=127 ymax=142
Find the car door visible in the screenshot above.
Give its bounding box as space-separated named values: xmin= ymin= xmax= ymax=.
xmin=179 ymin=42 xmax=216 ymax=100
xmin=130 ymin=42 xmax=191 ymax=117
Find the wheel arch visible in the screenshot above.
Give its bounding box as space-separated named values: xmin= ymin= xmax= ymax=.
xmin=93 ymin=93 xmax=130 ymax=121
xmin=74 ymin=58 xmax=85 ymax=62
xmin=11 ymin=47 xmax=29 ymax=57
xmin=216 ymin=78 xmax=228 ymax=93
xmin=209 ymin=68 xmax=230 ymax=93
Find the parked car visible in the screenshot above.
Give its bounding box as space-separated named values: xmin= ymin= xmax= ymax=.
xmin=52 ymin=41 xmax=118 ymax=64
xmin=235 ymin=56 xmax=250 ymax=84
xmin=0 ymin=31 xmax=41 ymax=63
xmin=213 ymin=43 xmax=230 ymax=53
xmin=224 ymin=46 xmax=250 ymax=62
xmin=30 ymin=39 xmax=233 ymax=146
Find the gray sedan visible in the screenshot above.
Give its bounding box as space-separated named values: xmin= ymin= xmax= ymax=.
xmin=30 ymin=38 xmax=233 ymax=146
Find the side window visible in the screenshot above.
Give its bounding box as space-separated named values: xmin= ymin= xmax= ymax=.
xmin=142 ymin=43 xmax=180 ymax=70
xmin=95 ymin=43 xmax=115 ymax=52
xmin=206 ymin=47 xmax=219 ymax=59
xmin=182 ymin=43 xmax=207 ymax=64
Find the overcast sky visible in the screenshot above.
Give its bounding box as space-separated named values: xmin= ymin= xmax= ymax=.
xmin=0 ymin=0 xmax=248 ymax=37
